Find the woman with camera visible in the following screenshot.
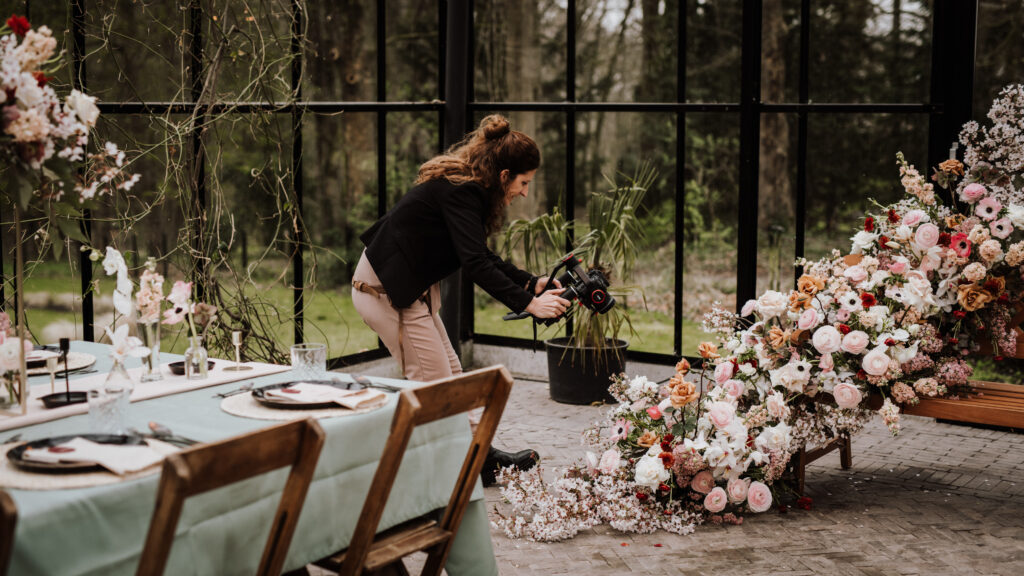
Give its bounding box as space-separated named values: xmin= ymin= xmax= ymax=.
xmin=352 ymin=114 xmax=570 ymax=484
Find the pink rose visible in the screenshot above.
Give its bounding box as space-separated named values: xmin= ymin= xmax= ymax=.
xmin=740 ymin=299 xmax=757 ymax=317
xmin=833 ymin=381 xmax=863 ymax=409
xmin=976 ymin=196 xmax=1002 ymax=221
xmin=722 ymin=379 xmax=744 ymax=399
xmin=714 ymin=361 xmax=735 ymax=384
xmin=727 ymin=477 xmax=750 ymax=503
xmin=862 ymin=347 xmax=891 ymax=376
xmin=798 ymin=308 xmax=819 ymax=330
xmin=841 ymin=330 xmax=870 ymax=354
xmin=707 ymin=401 xmax=734 ymax=429
xmin=961 ymin=183 xmax=987 ymax=203
xmin=903 ymin=209 xmax=926 ymax=227
xmin=843 ymin=265 xmax=868 ymax=284
xmin=812 ymin=325 xmax=842 ymax=354
xmin=598 ymin=448 xmax=621 ymax=474
xmin=704 ymin=486 xmax=728 ymax=513
xmin=747 ymin=481 xmax=773 ymax=513
xmin=819 ymin=352 xmax=834 ymax=372
xmin=691 ymin=470 xmax=715 ymax=494
xmin=914 ymin=223 xmax=940 ymax=249
xmin=888 ymin=259 xmax=908 ymax=275
xmin=646 ymin=405 xmax=662 ymax=420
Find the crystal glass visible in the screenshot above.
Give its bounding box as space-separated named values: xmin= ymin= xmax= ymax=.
xmin=89 ymin=359 xmax=134 ymax=434
xmin=184 ymin=335 xmax=209 ymax=380
xmin=139 ymin=320 xmax=163 ymax=382
xmin=290 ymin=343 xmax=327 ymax=380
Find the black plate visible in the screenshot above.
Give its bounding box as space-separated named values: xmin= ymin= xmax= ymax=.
xmin=251 ymin=380 xmax=365 ymax=409
xmin=168 ymin=360 xmax=216 ymax=376
xmin=40 ymin=391 xmax=88 ymax=409
xmin=6 ymin=434 xmax=147 ymax=473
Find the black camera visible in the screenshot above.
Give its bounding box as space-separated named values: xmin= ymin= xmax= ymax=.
xmin=503 ymin=253 xmax=615 ymax=325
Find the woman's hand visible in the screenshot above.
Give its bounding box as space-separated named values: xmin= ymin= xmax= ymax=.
xmin=534 ymin=276 xmax=562 ymax=295
xmin=525 ymin=288 xmax=571 ymax=319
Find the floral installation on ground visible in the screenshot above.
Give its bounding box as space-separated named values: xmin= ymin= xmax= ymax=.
xmin=493 ymin=85 xmax=1024 ymax=541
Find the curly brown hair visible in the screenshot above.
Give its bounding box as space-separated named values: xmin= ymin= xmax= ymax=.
xmin=416 ymin=114 xmax=540 ymax=234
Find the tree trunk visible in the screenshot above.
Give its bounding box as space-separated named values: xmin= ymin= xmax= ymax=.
xmin=758 ymin=0 xmax=791 ymax=248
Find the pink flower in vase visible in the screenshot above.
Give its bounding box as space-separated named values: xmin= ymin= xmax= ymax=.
xmin=162 ymin=281 xmax=193 ymax=325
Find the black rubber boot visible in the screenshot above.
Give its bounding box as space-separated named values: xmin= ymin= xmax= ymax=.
xmin=480 ymin=446 xmax=539 ymax=487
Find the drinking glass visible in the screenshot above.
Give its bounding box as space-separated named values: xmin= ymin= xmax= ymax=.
xmin=290 ymin=343 xmax=327 ymax=380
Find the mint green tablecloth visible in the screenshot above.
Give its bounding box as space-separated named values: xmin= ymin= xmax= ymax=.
xmin=6 ymin=342 xmax=497 ymax=576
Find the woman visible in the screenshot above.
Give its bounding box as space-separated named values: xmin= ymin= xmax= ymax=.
xmin=352 ymin=115 xmax=569 ymax=485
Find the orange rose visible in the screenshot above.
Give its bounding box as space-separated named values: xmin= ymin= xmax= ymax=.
xmin=670 ymin=380 xmax=699 ymax=408
xmin=675 ymin=358 xmax=691 ymax=375
xmin=637 ymin=430 xmax=660 ymax=448
xmin=767 ymin=326 xmax=791 ymax=349
xmin=939 ymin=159 xmax=964 ymax=176
xmin=789 ymin=291 xmax=813 ymax=311
xmin=956 ymin=283 xmax=994 ymax=312
xmin=797 ymin=274 xmax=825 ymax=295
xmin=697 ymin=342 xmax=719 ymax=359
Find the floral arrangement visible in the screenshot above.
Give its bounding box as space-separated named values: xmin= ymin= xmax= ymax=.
xmin=1 ymin=13 xmax=138 ymax=214
xmin=0 ymin=311 xmax=32 ymax=406
xmin=136 ymin=259 xmax=165 ymax=325
xmin=162 ymin=280 xmax=218 ymax=341
xmin=494 ymin=352 xmax=792 ymax=541
xmin=495 ymin=85 xmax=1024 ymax=542
xmin=99 ymin=247 xmax=149 ymax=363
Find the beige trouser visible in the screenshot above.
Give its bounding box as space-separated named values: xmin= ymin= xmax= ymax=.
xmin=351 ymin=251 xmax=463 ymax=383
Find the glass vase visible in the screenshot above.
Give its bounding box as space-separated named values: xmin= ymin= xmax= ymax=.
xmin=184 ymin=335 xmax=208 ymax=380
xmin=88 ymin=359 xmax=134 ymax=434
xmin=1 ymin=376 xmax=22 ymax=412
xmin=139 ymin=320 xmax=163 ymax=382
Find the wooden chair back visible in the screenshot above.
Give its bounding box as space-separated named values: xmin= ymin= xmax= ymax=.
xmin=337 ymin=365 xmax=514 ymax=576
xmin=0 ymin=490 xmax=16 ymax=576
xmin=137 ymin=418 xmax=326 ymax=576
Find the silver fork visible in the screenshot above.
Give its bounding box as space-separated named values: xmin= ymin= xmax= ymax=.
xmin=213 ymin=382 xmax=254 ymax=398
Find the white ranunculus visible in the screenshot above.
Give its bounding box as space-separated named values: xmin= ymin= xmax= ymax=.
xmin=862 ymin=346 xmax=891 ymax=376
xmin=754 ymin=422 xmax=791 ymax=453
xmin=765 ymin=391 xmax=790 ymax=420
xmin=756 ymin=290 xmax=788 ymax=319
xmin=1007 ymin=204 xmax=1024 ymax=228
xmin=850 ymin=230 xmax=879 ymax=254
xmin=66 ymin=89 xmax=100 ymax=127
xmin=812 ymin=325 xmax=843 ymax=354
xmin=633 ymin=455 xmax=670 ymax=489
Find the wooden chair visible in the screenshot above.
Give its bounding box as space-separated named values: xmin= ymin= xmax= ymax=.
xmin=137 ymin=418 xmax=326 ymax=576
xmin=0 ymin=490 xmax=16 ymax=576
xmin=314 ymin=365 xmax=514 ymax=576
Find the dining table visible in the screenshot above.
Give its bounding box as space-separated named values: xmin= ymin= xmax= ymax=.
xmin=1 ymin=341 xmax=499 ymax=576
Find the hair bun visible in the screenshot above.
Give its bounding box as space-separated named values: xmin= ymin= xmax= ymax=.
xmin=481 ymin=115 xmax=511 ymax=140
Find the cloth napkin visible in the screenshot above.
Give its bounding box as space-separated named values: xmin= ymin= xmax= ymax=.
xmin=264 ymin=383 xmax=388 ymax=409
xmin=22 ymin=437 xmax=166 ymax=475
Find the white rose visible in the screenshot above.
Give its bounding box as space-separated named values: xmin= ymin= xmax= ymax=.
xmin=862 ymin=346 xmax=891 ymax=376
xmin=756 ymin=290 xmax=788 ymax=319
xmin=812 ymin=325 xmax=842 ymax=354
xmin=66 ymin=89 xmax=100 ymax=127
xmin=633 ymin=455 xmax=670 ymax=489
xmin=754 ymin=422 xmax=791 ymax=453
xmin=1008 ymin=204 xmax=1024 ymax=228
xmin=851 ymin=230 xmax=879 ymax=254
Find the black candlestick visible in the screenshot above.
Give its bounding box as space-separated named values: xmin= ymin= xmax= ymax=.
xmin=59 ymin=337 xmax=70 ymax=401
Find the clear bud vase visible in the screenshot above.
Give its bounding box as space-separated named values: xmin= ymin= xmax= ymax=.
xmin=89 ymin=359 xmax=134 ymax=434
xmin=184 ymin=335 xmax=208 ymax=380
xmin=139 ymin=321 xmax=163 ymax=382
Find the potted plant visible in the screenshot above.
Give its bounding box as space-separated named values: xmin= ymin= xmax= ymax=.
xmin=503 ymin=164 xmax=654 ymax=404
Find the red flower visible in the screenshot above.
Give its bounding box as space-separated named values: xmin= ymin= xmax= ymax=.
xmin=658 ymin=483 xmax=670 ymax=492
xmin=995 ymin=356 xmax=1005 ymax=362
xmin=953 ymin=310 xmax=967 ymax=319
xmin=662 ymin=433 xmax=675 ymax=444
xmin=658 ymin=452 xmax=674 ymax=467
xmin=939 ymin=232 xmax=951 ymax=246
xmin=778 ymin=503 xmax=789 ymax=514
xmin=977 ymin=324 xmax=986 ymax=332
xmin=837 ymin=323 xmax=852 ymax=335
xmin=6 ymin=15 xmax=30 ymax=37
xmin=999 ymin=293 xmax=1010 ymax=302
xmin=660 ymin=441 xmax=671 ymax=451
xmin=984 ymin=278 xmax=1003 ymax=293
xmin=885 ymin=338 xmax=896 ymax=346
xmin=950 ymin=233 xmax=972 ymax=258
xmin=796 ymin=496 xmax=813 ymax=510
xmin=949 ymin=337 xmax=959 ymax=345
xmin=636 ymin=492 xmax=648 ymax=501
xmin=878 ymin=235 xmax=891 ymax=249
xmin=663 ymin=509 xmax=673 ymax=516
xmin=856 ymin=369 xmax=867 ymax=380
xmin=32 ymin=71 xmax=51 ymax=87
xmin=864 ymin=217 xmax=875 ymax=232
xmin=860 ymin=292 xmax=877 ymax=308
xmin=888 ymin=209 xmax=900 ymax=223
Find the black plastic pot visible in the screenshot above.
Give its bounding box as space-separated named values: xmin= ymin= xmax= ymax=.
xmin=545 ymin=337 xmax=628 ymax=404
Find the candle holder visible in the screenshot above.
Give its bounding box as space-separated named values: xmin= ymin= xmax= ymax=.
xmin=223 ymin=331 xmax=253 ymax=372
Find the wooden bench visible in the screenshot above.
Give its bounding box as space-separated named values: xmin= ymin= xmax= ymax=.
xmin=790 ymin=381 xmax=1024 ymax=494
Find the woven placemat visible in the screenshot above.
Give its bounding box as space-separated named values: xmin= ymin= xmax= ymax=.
xmin=220 ymin=391 xmax=391 ymax=421
xmin=25 ymin=352 xmax=97 ymax=376
xmin=0 ymin=439 xmax=178 ymax=491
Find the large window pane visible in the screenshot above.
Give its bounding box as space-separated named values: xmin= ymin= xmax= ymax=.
xmin=87 ymin=1 xmax=182 ymax=102
xmin=761 ymin=0 xmax=801 ymax=103
xmin=974 ymin=0 xmax=1024 ymax=118
xmin=385 ymin=1 xmax=439 ymax=101
xmin=757 ymin=112 xmax=798 ymax=295
xmin=206 ymin=0 xmax=292 ymax=102
xmin=304 ymin=1 xmax=377 ymax=101
xmin=686 ymin=0 xmax=742 ymax=103
xmin=809 ymin=0 xmax=933 ymax=103
xmin=473 ymin=1 xmax=566 ymax=102
xmin=804 ymin=113 xmax=929 ymax=262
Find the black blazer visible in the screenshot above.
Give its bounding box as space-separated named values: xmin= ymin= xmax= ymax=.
xmin=360 ymin=178 xmax=535 ymax=311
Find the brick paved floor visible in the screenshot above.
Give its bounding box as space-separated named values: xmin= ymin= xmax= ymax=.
xmin=475 ymin=376 xmax=1024 ymax=576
